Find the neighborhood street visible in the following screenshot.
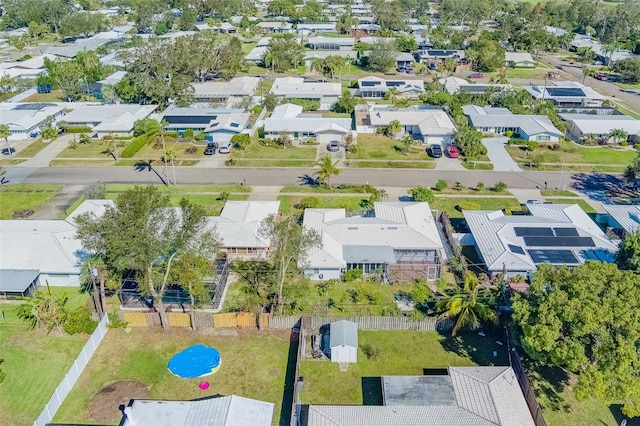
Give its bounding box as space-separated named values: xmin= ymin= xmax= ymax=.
xmin=4 ymin=165 xmax=620 ymax=193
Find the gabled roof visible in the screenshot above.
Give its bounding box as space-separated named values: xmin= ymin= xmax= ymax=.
xmin=270 ymin=77 xmax=341 ymax=98
xmin=329 ymin=320 xmax=358 ymax=348
xmin=207 ymin=201 xmax=280 ymax=248
xmin=368 ymin=109 xmax=456 ymax=134
xmin=265 ymin=104 xmax=351 ymax=133
xmin=0 ymin=103 xmax=65 ymax=132
xmin=463 ymin=105 xmax=563 ymax=137
xmin=308 ymin=36 xmax=355 ymax=46
xmin=504 ymin=52 xmax=534 ymax=64
xmin=63 ymin=104 xmax=157 ymax=127
xmin=192 ymin=76 xmax=261 ymax=97
xmin=603 ymin=204 xmax=640 ymax=234
xmin=122 ymin=395 xmax=274 ymax=426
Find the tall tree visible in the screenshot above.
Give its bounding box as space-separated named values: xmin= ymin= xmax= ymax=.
xmin=437 ymin=272 xmax=497 ymax=336
xmin=0 ymin=124 xmax=12 ymax=160
xmin=513 ymin=262 xmax=640 ymax=417
xmin=16 ymin=284 xmax=68 ymax=333
xmin=75 ymin=186 xmax=219 ymax=329
xmin=258 ymin=214 xmax=320 ymax=315
xmin=315 ymin=155 xmax=342 ymax=188
xmin=367 ymin=38 xmax=397 ymax=72
xmin=170 ymin=255 xmax=214 ymax=331
xmin=616 ymin=232 xmax=640 ymax=272
xmin=265 ymin=34 xmax=304 ymax=72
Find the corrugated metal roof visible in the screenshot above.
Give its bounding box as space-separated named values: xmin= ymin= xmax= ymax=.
xmin=330 ymin=320 xmax=358 ymax=348
xmin=603 ymin=204 xmax=640 ymax=234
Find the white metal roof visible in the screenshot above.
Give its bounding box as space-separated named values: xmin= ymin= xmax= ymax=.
xmin=207 ymin=201 xmax=280 ymax=248
xmin=63 ymin=104 xmax=157 ymax=127
xmin=0 ymin=220 xmax=88 ymax=275
xmin=368 ymin=109 xmax=455 ymax=134
xmin=463 ymin=105 xmax=563 ymax=137
xmin=603 ymin=204 xmax=640 ymax=234
xmin=504 ymin=52 xmax=534 ymax=64
xmin=330 ymin=320 xmax=358 ymax=348
xmin=0 ymin=103 xmax=65 ymax=132
xmin=122 ymin=395 xmax=274 ymax=426
xmin=270 ymin=77 xmax=341 ymax=98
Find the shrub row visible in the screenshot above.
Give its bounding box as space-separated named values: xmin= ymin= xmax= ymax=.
xmin=121 ymin=133 xmax=154 ymax=158
xmin=64 ymin=126 xmax=92 ymax=133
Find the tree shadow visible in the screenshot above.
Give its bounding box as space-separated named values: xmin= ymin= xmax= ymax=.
xmin=298 ymin=174 xmax=320 ymax=187
xmin=134 ymin=160 xmax=168 ymax=186
xmin=529 ymin=364 xmax=571 ymax=413
xmin=437 ymin=329 xmax=510 ymax=367
xmin=361 ymin=377 xmax=383 ymax=405
xmin=570 ymin=172 xmax=624 ymax=193
xmin=610 ymin=404 xmax=640 ymax=426
xmin=279 ymin=329 xmax=300 ymax=426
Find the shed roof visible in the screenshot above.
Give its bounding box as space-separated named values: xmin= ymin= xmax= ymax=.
xmin=0 ymin=269 xmax=39 ymax=293
xmin=329 ymin=320 xmax=358 ymax=348
xmin=603 ymin=204 xmax=640 ymax=234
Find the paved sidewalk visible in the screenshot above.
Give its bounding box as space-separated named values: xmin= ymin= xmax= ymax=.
xmin=249 ymin=186 xmax=284 ymax=201
xmin=29 ymin=184 xmax=87 ymax=219
xmin=483 ymin=137 xmax=522 ymax=172
xmin=19 ymin=135 xmax=75 ymax=168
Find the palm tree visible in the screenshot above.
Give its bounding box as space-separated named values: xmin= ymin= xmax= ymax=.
xmin=315 ymin=155 xmax=342 ymax=189
xmin=0 ymin=124 xmax=12 ymax=160
xmin=384 ymin=87 xmax=401 ymax=104
xmin=609 ymin=128 xmax=628 ymax=145
xmin=310 ymin=58 xmax=325 ymax=78
xmin=387 ymin=119 xmax=402 ymax=138
xmin=437 ymin=272 xmax=497 ymax=336
xmin=164 ymin=146 xmax=177 ymax=185
xmin=16 ymin=283 xmax=68 ymax=333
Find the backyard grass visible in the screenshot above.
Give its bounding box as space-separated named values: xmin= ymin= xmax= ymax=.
xmin=0 ymin=184 xmax=62 ymax=219
xmin=0 ymin=287 xmax=90 ymax=426
xmin=506 ymin=142 xmax=635 ymax=166
xmin=277 ymin=195 xmax=368 ymax=215
xmin=53 ymin=328 xmax=292 ymax=426
xmin=299 ymin=330 xmax=509 ymax=405
xmin=20 ymin=91 xmax=65 ymax=102
xmin=16 ymin=138 xmax=49 ymax=158
xmin=545 ymin=198 xmax=598 ymax=213
xmin=322 ymin=112 xmax=351 ymax=118
xmin=347 ymin=134 xmax=432 ymax=162
xmin=430 ymin=197 xmax=523 ymax=218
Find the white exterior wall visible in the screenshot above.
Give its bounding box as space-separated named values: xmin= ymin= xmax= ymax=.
xmin=331 ymin=344 xmax=357 ymax=363
xmin=305 ymin=268 xmax=341 ymax=281
xmin=424 ymin=134 xmax=452 ymax=145
xmin=39 ymin=273 xmax=81 ymax=287
xmin=316 ymin=132 xmax=344 ymax=143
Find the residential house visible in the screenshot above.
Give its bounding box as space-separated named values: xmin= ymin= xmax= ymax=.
xmin=570 ymin=34 xmax=638 ymax=65
xmin=62 ymin=104 xmax=157 ymax=137
xmin=0 ymin=102 xmax=65 ymax=139
xmin=418 ymin=49 xmax=465 ymax=65
xmin=0 ymin=269 xmax=40 ymax=298
xmin=308 ymin=36 xmax=355 ymax=51
xmin=463 ymin=204 xmax=618 ymax=277
xmin=442 ymin=77 xmax=511 ymax=94
xmin=0 ymin=54 xmax=56 ymax=80
xmin=191 ymin=76 xmax=261 ymax=106
xmin=161 ymin=106 xmax=251 ymax=142
xmin=45 ymin=36 xmax=113 ymax=59
xmin=270 ymin=77 xmax=341 ymax=109
xmin=395 ymin=52 xmax=416 ymax=69
xmin=559 ymin=113 xmax=640 ymax=143
xmin=603 ymin=204 xmax=640 ymax=236
xmin=304 ymin=50 xmax=358 ymax=69
xmin=264 ymin=103 xmax=352 ymax=143
xmin=121 ymin=395 xmax=274 ymax=426
xmin=303 ymin=367 xmax=535 ymax=426
xmin=358 ymin=105 xmax=456 ymax=145
xmin=356 ymin=76 xmax=425 ymax=99
xmin=207 ymin=201 xmax=280 ymax=257
xmin=328 ymin=320 xmax=358 ymax=363
xmin=194 ymin=21 xmax=238 ymax=33
xmin=256 ymin=21 xmax=294 ymax=34
xmin=463 ymin=105 xmax=563 ymax=142
xmin=505 ymin=51 xmax=535 ymax=68
xmin=296 ymin=23 xmax=337 ymax=35
xmin=522 ymin=81 xmax=605 ymax=107
xmin=301 ymin=202 xmax=445 ymax=282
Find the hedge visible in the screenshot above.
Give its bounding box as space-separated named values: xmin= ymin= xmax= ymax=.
xmin=121 ymin=133 xmax=154 ymax=158
xmin=65 ymin=126 xmax=92 ymax=133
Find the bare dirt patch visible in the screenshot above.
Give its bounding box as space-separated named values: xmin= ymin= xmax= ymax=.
xmin=89 ymin=380 xmax=149 ymax=423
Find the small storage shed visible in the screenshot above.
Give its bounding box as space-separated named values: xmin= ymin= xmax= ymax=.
xmin=329 ymin=320 xmax=358 ymax=363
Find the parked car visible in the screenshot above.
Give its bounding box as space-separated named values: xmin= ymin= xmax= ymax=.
xmin=469 ymin=72 xmax=484 ymax=79
xmin=218 ymin=141 xmax=232 ymax=154
xmin=595 ymin=74 xmax=608 ymax=81
xmin=204 ymin=141 xmax=217 ymax=155
xmin=429 ymin=144 xmax=443 ymax=158
xmin=1 ymin=147 xmax=16 ymax=155
xmin=446 ymin=146 xmax=460 ymax=158
xmin=327 ymin=140 xmax=340 ymax=152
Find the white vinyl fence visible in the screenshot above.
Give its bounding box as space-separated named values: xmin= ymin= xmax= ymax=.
xmin=33 ymin=314 xmax=110 ymax=426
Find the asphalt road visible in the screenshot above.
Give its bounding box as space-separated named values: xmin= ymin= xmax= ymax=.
xmin=4 ymin=166 xmax=620 ymax=192
xmin=540 ymin=54 xmax=640 ymax=113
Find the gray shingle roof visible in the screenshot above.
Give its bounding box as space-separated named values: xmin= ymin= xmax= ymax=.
xmin=329 ymin=320 xmax=358 ymax=348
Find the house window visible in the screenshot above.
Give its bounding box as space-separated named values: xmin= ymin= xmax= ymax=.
xmin=536 ymin=135 xmax=550 ymax=142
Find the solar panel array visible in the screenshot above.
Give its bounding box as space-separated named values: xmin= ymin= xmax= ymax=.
xmin=163 ymin=115 xmax=214 ymax=124
xmin=387 ymin=81 xmax=405 ymax=87
xmin=545 ymin=87 xmax=586 ymax=97
xmin=528 ymin=249 xmax=579 ymax=264
xmin=360 ymin=81 xmax=381 ymax=87
xmin=523 ymin=236 xmax=595 ymax=247
xmin=508 ymin=244 xmax=526 ymax=255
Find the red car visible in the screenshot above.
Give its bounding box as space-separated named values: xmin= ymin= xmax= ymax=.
xmin=469 ymin=72 xmax=484 ymax=79
xmin=446 ymin=146 xmax=460 ymax=158
xmin=595 ymin=74 xmax=608 ymax=81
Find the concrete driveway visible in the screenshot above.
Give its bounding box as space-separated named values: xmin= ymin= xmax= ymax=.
xmin=482 ymin=137 xmax=522 ymax=172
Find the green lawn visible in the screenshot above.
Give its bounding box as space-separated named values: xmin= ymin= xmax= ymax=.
xmin=0 ymin=287 xmax=90 ymax=426
xmin=0 ymin=184 xmax=62 ymax=219
xmin=53 ymin=329 xmax=292 ymax=426
xmin=231 ymin=159 xmax=317 ymax=167
xmin=132 ymin=138 xmax=205 ymax=162
xmin=322 ymin=112 xmax=351 ymax=118
xmin=104 ymin=184 xmax=251 ymax=194
xmin=545 ymin=198 xmax=597 ymax=213
xmin=348 ymin=134 xmax=433 ymax=162
xmin=277 ymin=195 xmax=368 ymax=215
xmin=300 ymin=330 xmax=509 ymax=405
xmin=348 ymin=160 xmax=436 ymax=169
xmin=20 ymin=91 xmax=65 ymax=102
xmin=231 ymin=142 xmax=317 ymax=160
xmin=462 ymin=161 xmax=494 ymax=170
xmin=540 ymin=189 xmax=578 ymax=197
xmin=16 ymin=138 xmax=49 ymax=158
xmin=432 ymin=187 xmax=512 ymax=196
xmin=506 ymin=142 xmax=635 ymax=166
xmin=279 ymin=185 xmax=375 ymax=194
xmin=431 ymin=197 xmax=523 ymax=218
xmin=56 ymin=139 xmax=123 ymax=160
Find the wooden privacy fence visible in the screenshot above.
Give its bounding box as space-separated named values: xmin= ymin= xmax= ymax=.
xmin=271 ymin=316 xmax=453 ymax=332
xmin=121 ymin=311 xmax=270 ymax=329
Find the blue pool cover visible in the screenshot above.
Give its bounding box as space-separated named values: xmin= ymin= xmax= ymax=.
xmin=168 ymin=344 xmax=221 ymax=378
